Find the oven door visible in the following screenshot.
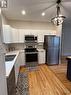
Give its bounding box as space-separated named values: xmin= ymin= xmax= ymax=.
xmin=25 ymin=52 xmax=38 ymax=62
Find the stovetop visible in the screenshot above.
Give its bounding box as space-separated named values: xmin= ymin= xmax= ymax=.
xmin=25 ymin=48 xmax=38 ymax=52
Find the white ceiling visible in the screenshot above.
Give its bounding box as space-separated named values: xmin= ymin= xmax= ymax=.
xmin=2 ymin=0 xmax=71 ymax=22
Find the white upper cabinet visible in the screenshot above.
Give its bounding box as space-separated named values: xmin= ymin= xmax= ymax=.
xmin=2 ymin=25 xmax=56 ymax=43
xmin=18 ymin=29 xmax=32 ymax=43
xmin=37 ymin=30 xmax=44 ymax=42
xmin=2 ymin=25 xmax=19 ymax=43
xmin=2 ymin=25 xmax=12 ymax=43
xmin=18 ymin=29 xmax=24 ymax=43
xmin=30 ymin=30 xmax=37 ymax=35
xmin=24 ymin=29 xmax=31 ymax=35
xmin=11 ymin=28 xmax=19 ymax=43
xmin=38 ymin=35 xmax=44 ymax=42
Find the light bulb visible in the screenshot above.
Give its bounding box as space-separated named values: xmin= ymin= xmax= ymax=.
xmin=41 ymin=12 xmax=45 ymax=16
xmin=21 ymin=10 xmax=26 ymax=15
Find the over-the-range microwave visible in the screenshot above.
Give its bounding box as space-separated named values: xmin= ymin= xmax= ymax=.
xmin=25 ymin=35 xmax=37 ymax=42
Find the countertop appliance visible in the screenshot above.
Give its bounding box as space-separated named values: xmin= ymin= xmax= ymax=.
xmin=44 ymin=35 xmax=60 ymax=65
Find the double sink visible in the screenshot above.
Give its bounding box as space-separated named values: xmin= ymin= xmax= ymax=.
xmin=5 ymin=55 xmax=16 ymax=61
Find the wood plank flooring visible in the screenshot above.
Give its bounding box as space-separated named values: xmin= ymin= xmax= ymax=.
xmin=28 ymin=65 xmax=71 ymax=95
xmin=49 ymin=63 xmax=71 ymax=92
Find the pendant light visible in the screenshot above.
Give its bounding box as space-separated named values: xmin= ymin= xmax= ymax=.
xmin=51 ymin=0 xmax=66 ymax=26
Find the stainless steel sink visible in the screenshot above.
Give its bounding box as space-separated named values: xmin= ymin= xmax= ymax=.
xmin=5 ymin=55 xmax=16 ymax=61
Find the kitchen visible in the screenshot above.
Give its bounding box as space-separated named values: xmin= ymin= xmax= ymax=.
xmin=0 ymin=0 xmax=71 ymax=95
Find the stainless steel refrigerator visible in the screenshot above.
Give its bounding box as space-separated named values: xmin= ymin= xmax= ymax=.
xmin=44 ymin=35 xmax=60 ymax=65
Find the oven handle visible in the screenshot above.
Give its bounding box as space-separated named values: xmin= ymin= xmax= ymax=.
xmin=25 ymin=52 xmax=38 ymax=54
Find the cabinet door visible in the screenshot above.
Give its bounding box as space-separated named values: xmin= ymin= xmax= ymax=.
xmin=14 ymin=52 xmax=25 ymax=84
xmin=2 ymin=25 xmax=12 ymax=43
xmin=15 ymin=54 xmax=20 ymax=84
xmin=18 ymin=29 xmax=32 ymax=43
xmin=38 ymin=34 xmax=44 ymax=42
xmin=38 ymin=50 xmax=45 ymax=64
xmin=11 ymin=28 xmax=19 ymax=43
xmin=18 ymin=29 xmax=24 ymax=43
xmin=20 ymin=52 xmax=25 ymax=66
xmin=37 ymin=30 xmax=44 ymax=42
xmin=3 ymin=25 xmax=19 ymax=43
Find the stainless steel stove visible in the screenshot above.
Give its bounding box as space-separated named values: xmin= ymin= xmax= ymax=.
xmin=24 ymin=35 xmax=38 ymax=67
xmin=25 ymin=48 xmax=38 ymax=65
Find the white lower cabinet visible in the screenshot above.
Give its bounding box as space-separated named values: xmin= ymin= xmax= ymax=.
xmin=3 ymin=25 xmax=19 ymax=43
xmin=2 ymin=25 xmax=12 ymax=43
xmin=18 ymin=29 xmax=24 ymax=43
xmin=11 ymin=28 xmax=19 ymax=43
xmin=19 ymin=49 xmax=45 ymax=66
xmin=19 ymin=51 xmax=25 ymax=66
xmin=38 ymin=49 xmax=45 ymax=64
xmin=15 ymin=54 xmax=20 ymax=84
xmin=15 ymin=51 xmax=25 ymax=84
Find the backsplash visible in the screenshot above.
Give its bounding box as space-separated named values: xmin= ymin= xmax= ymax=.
xmin=37 ymin=42 xmax=44 ymax=49
xmin=3 ymin=44 xmax=9 ymax=53
xmin=6 ymin=43 xmax=44 ymax=51
xmin=8 ymin=43 xmax=25 ymax=50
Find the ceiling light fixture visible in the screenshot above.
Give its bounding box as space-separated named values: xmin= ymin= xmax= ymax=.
xmin=51 ymin=0 xmax=66 ymax=26
xmin=21 ymin=10 xmax=26 ymax=15
xmin=41 ymin=12 xmax=45 ymax=16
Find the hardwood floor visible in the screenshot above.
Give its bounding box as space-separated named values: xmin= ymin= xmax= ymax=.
xmin=19 ymin=56 xmax=71 ymax=95
xmin=28 ymin=65 xmax=71 ymax=95
xmin=49 ymin=63 xmax=71 ymax=92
